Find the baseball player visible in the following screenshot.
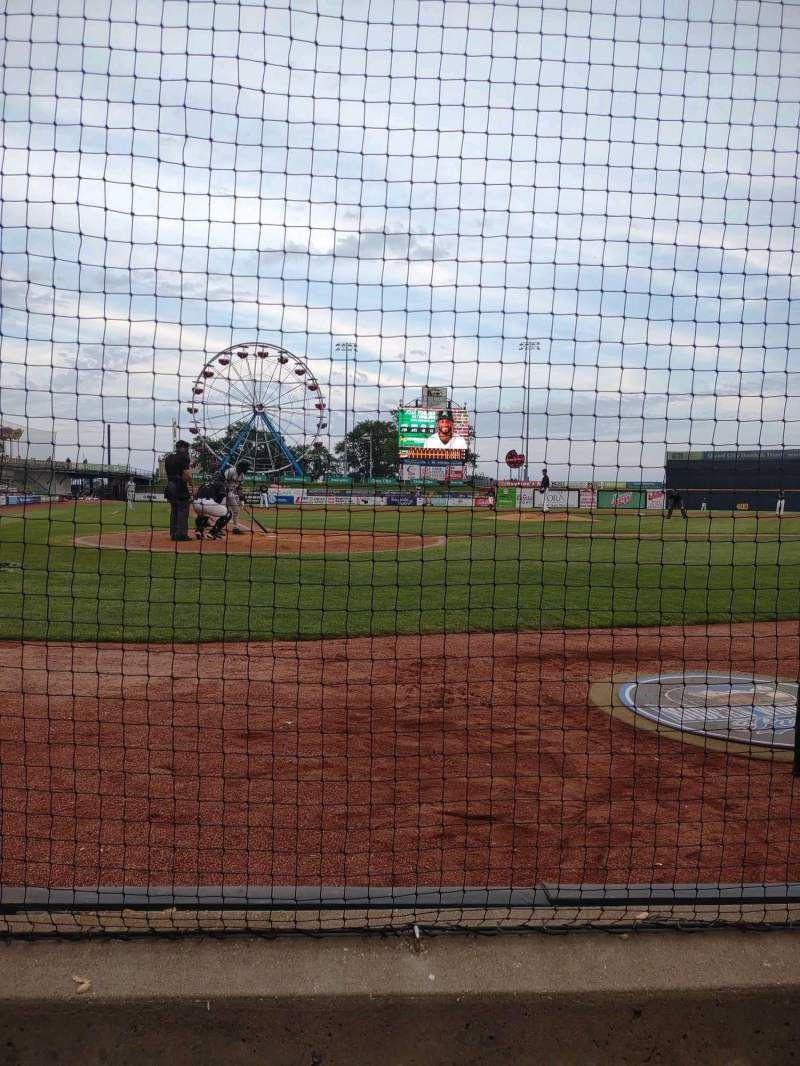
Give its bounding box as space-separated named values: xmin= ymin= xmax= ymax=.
xmin=539 ymin=467 xmax=551 ymax=513
xmin=192 ymin=472 xmax=230 ymax=540
xmin=224 ymin=459 xmax=251 ymax=534
xmin=665 ymin=488 xmax=688 ymax=519
xmin=776 ymin=490 xmax=785 ymax=517
xmin=125 ymin=478 xmax=136 ymax=510
xmin=423 ymin=411 xmax=468 ymax=450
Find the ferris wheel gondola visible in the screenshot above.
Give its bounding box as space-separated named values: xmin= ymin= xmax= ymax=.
xmin=185 ymin=342 xmax=326 ymax=476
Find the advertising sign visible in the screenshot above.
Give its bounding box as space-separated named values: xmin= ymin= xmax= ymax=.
xmin=386 ymin=494 xmax=418 ymax=506
xmin=535 ymin=489 xmax=571 ymax=509
xmin=579 ymin=488 xmax=597 ymax=509
xmin=421 ymin=386 xmax=449 ymax=408
xmin=598 ymin=489 xmax=644 ymax=509
xmin=474 ymin=496 xmax=494 ymax=508
xmin=2 ymin=494 xmax=42 ymax=505
xmin=495 ymin=486 xmax=517 ymax=511
xmin=646 ymin=490 xmax=665 ymax=510
xmin=518 ymin=487 xmax=536 ymax=509
xmin=400 ymin=461 xmax=466 ymax=483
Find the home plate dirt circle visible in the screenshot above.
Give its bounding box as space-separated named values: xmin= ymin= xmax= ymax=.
xmin=74 ymin=527 xmax=446 ymax=555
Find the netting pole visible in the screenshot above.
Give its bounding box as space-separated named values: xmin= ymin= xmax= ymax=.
xmin=794 ymin=685 xmax=800 ymax=778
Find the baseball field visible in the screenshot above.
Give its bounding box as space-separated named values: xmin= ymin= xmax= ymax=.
xmin=0 ymin=501 xmax=798 ymax=643
xmin=1 ymin=500 xmax=798 ymax=897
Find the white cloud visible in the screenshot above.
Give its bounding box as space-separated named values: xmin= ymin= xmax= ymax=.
xmin=1 ymin=0 xmax=798 ymax=476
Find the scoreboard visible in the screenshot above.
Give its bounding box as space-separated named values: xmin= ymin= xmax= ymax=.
xmin=397 ymin=406 xmax=470 ymax=452
xmin=396 ymin=403 xmax=472 ymax=484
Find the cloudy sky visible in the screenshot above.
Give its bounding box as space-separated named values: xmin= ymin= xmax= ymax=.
xmin=1 ymin=0 xmax=798 ymax=479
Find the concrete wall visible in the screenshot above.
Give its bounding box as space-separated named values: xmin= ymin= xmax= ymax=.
xmin=1 ymin=931 xmax=798 ymax=1064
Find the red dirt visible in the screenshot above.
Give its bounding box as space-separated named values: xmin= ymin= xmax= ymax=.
xmin=1 ymin=621 xmax=798 ymax=891
xmin=495 ymin=511 xmax=588 ymax=522
xmin=74 ymin=528 xmax=445 ymax=555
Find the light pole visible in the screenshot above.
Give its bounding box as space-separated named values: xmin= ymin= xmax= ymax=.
xmin=335 ymin=340 xmax=357 ymax=476
xmin=518 ymin=340 xmax=541 ymax=481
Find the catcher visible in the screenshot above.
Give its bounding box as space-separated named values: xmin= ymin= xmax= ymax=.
xmin=192 ymin=472 xmax=230 ymax=540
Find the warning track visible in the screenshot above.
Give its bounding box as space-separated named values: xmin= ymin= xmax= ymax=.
xmin=1 ymin=620 xmax=798 ymax=891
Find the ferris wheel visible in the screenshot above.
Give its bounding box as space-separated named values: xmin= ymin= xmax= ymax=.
xmin=185 ymin=342 xmax=327 ymax=477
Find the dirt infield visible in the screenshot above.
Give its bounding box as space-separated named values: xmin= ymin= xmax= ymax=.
xmin=74 ymin=528 xmax=446 ymax=555
xmin=1 ymin=621 xmax=798 ymax=892
xmin=495 ymin=510 xmax=588 ymax=523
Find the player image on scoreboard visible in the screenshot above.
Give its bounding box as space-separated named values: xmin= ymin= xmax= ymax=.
xmin=423 ymin=410 xmax=468 ymax=451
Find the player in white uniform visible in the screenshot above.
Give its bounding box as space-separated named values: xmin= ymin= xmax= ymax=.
xmin=776 ymin=490 xmax=785 ymax=517
xmin=224 ymin=460 xmax=251 ymax=534
xmin=125 ymin=478 xmax=136 ymax=510
xmin=423 ymin=411 xmax=468 ymax=451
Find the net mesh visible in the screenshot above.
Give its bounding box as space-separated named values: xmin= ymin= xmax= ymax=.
xmin=0 ymin=0 xmax=799 ymax=936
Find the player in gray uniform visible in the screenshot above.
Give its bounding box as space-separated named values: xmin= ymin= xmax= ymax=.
xmin=224 ymin=460 xmax=251 ymax=534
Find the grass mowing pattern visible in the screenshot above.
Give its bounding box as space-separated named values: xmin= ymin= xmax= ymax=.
xmin=0 ymin=502 xmax=798 ymax=643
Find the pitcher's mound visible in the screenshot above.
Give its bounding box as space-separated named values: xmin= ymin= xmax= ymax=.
xmin=75 ymin=528 xmax=445 ymax=556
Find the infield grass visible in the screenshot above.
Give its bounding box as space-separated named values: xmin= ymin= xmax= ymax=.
xmin=0 ymin=501 xmax=798 ymax=642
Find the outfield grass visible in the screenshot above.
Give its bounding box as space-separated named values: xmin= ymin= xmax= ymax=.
xmin=0 ymin=501 xmax=797 ymax=643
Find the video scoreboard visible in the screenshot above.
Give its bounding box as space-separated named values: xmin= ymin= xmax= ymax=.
xmin=396 ymin=400 xmax=471 ymax=483
xmin=397 ymin=407 xmax=470 ymax=453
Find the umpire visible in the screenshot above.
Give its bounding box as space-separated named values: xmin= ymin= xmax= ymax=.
xmin=163 ymin=439 xmax=194 ymax=541
xmin=665 ymin=488 xmax=688 ymax=520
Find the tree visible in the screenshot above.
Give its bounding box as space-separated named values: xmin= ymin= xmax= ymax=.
xmin=292 ymin=442 xmax=338 ymax=481
xmin=190 ymin=434 xmax=225 ymax=477
xmin=335 ymin=419 xmax=399 ymax=479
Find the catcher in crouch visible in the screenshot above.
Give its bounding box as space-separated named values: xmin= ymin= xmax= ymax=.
xmin=192 ymin=472 xmax=231 ymax=540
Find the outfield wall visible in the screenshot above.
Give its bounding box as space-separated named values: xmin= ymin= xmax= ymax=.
xmin=667 ymin=452 xmax=800 ymax=512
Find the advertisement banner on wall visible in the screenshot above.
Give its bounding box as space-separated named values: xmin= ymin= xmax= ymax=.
xmin=495 ymin=486 xmax=517 ymax=510
xmin=579 ymin=488 xmax=598 ymax=509
xmin=474 ymin=496 xmax=494 ymax=508
xmin=2 ymin=494 xmax=42 ymax=506
xmin=427 ymin=496 xmax=474 ymax=507
xmin=518 ymin=487 xmax=536 ymax=509
xmin=536 ymin=489 xmax=571 ymax=509
xmin=400 ymin=461 xmax=466 ymax=482
xmin=646 ymin=490 xmax=665 ymax=510
xmin=386 ymin=494 xmax=418 ymax=506
xmin=598 ymin=489 xmax=644 ymax=509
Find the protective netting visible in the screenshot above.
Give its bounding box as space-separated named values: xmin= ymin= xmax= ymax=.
xmin=1 ymin=0 xmax=799 ymax=936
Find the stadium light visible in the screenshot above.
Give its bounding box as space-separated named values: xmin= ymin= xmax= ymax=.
xmin=335 ymin=341 xmax=357 ymax=474
xmin=518 ymin=340 xmax=542 ymax=481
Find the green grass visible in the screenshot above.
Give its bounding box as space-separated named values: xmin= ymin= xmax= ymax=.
xmin=0 ymin=501 xmax=798 ymax=643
